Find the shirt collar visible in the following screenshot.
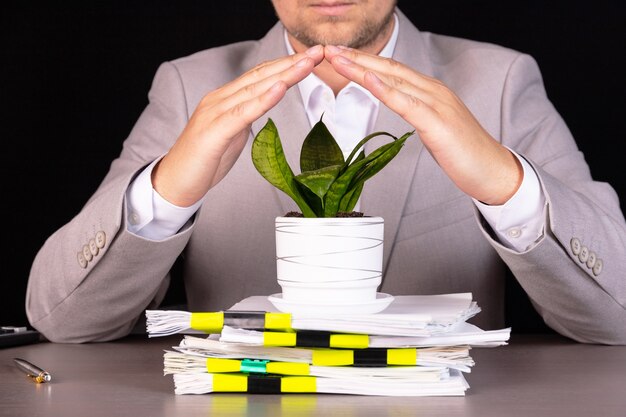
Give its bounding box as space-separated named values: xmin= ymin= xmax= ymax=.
xmin=284 ymin=13 xmax=400 ymax=110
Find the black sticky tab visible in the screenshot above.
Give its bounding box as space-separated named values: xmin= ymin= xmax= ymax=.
xmin=353 ymin=349 xmax=388 ymax=367
xmin=296 ymin=331 xmax=331 ymax=347
xmin=247 ymin=375 xmax=281 ymax=394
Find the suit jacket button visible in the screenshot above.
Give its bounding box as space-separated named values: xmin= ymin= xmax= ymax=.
xmin=89 ymin=239 xmax=99 ymax=257
xmin=578 ymin=246 xmax=589 ymax=263
xmin=82 ymin=245 xmax=93 ymax=262
xmin=586 ymin=252 xmax=596 ymax=269
xmin=77 ymin=252 xmax=87 ymax=268
xmin=570 ymin=238 xmax=581 ymax=255
xmin=95 ymin=231 xmax=106 ymax=248
xmin=592 ymin=259 xmax=603 ymax=276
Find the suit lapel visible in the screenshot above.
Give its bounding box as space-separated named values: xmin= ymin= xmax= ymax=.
xmin=361 ymin=10 xmax=435 ymax=273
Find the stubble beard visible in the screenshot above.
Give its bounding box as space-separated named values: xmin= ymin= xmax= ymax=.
xmin=287 ymin=8 xmax=396 ymax=49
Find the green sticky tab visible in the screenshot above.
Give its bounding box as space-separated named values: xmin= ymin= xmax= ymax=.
xmin=241 ymin=359 xmax=269 ymax=374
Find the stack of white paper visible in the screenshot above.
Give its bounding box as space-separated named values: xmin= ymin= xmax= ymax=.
xmin=147 ymin=293 xmax=510 ymax=396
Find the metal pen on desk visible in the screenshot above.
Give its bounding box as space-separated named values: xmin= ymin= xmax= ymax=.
xmin=13 ymin=358 xmax=52 ymax=383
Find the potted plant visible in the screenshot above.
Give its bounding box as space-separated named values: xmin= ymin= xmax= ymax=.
xmin=252 ymin=118 xmax=413 ymax=314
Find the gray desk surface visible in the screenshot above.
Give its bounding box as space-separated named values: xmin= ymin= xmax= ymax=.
xmin=1 ymin=334 xmax=624 ymax=417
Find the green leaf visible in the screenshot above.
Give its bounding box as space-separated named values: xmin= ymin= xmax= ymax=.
xmin=338 ymin=182 xmax=364 ymax=213
xmin=295 ymin=164 xmax=342 ymax=201
xmin=251 ymin=119 xmax=316 ymax=217
xmin=337 ymin=150 xmax=365 ymax=212
xmin=348 ymin=132 xmax=413 ymax=190
xmin=294 ymin=181 xmax=324 ymax=217
xmin=323 ymin=149 xmax=387 ymax=217
xmin=324 ymin=132 xmax=413 ymax=217
xmin=342 ymin=131 xmax=397 ymax=172
xmin=300 ymin=118 xmax=344 ymax=173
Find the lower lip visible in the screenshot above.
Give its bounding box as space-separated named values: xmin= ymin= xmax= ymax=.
xmin=311 ymin=3 xmax=354 ymax=16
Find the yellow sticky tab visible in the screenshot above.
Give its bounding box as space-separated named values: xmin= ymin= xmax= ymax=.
xmin=311 ymin=349 xmax=354 ymax=366
xmin=329 ymin=334 xmax=369 ymax=349
xmin=190 ymin=312 xmax=224 ymax=333
xmin=212 ymin=374 xmax=248 ymax=392
xmin=387 ymin=348 xmax=417 ymax=365
xmin=264 ymin=313 xmax=292 ymax=330
xmin=206 ymin=358 xmax=242 ymax=373
xmin=263 ymin=331 xmax=297 ymax=346
xmin=281 ymin=376 xmax=317 ymax=393
xmin=266 ymin=362 xmax=310 ymax=376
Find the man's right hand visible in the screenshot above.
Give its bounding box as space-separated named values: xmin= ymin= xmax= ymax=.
xmin=150 ymin=45 xmax=324 ymax=207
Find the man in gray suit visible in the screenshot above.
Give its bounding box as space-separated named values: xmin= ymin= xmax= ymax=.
xmin=26 ymin=1 xmax=626 ymax=344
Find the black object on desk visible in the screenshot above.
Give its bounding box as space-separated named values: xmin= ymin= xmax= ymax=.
xmin=0 ymin=327 xmax=41 ymax=348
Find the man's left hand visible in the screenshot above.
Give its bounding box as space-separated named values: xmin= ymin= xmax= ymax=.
xmin=324 ymin=45 xmax=522 ymax=205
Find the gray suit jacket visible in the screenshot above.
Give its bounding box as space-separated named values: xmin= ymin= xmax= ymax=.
xmin=26 ymin=10 xmax=626 ymax=343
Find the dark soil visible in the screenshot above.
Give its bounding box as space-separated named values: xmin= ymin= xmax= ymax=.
xmin=284 ymin=211 xmax=365 ymax=217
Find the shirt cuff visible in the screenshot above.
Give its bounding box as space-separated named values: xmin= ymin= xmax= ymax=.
xmin=473 ymin=150 xmax=546 ymax=252
xmin=125 ymin=158 xmax=204 ymax=240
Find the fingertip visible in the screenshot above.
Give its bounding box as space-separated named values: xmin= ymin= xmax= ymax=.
xmin=303 ymin=45 xmax=324 ymax=66
xmin=305 ymin=44 xmax=323 ymax=57
xmin=325 ymin=45 xmax=342 ymax=56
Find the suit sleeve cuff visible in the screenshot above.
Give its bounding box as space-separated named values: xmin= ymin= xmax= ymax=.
xmin=125 ymin=157 xmax=203 ymax=240
xmin=473 ymin=150 xmax=546 ymax=252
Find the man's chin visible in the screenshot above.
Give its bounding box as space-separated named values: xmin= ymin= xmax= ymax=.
xmin=293 ymin=25 xmax=360 ymax=47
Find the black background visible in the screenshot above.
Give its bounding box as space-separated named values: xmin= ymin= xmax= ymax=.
xmin=2 ymin=1 xmax=625 ymax=333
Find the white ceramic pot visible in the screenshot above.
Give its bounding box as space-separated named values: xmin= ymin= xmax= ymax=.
xmin=275 ymin=216 xmax=384 ymax=304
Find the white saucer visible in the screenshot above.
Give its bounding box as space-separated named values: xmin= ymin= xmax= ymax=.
xmin=267 ymin=292 xmax=394 ymax=315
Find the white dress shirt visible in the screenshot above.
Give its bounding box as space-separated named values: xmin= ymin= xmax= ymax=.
xmin=125 ymin=14 xmax=546 ymax=252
